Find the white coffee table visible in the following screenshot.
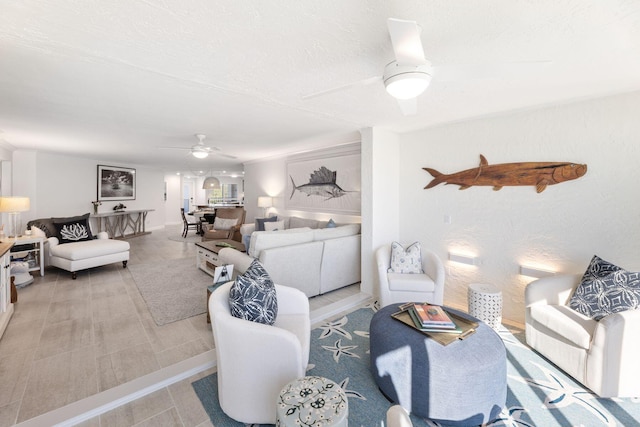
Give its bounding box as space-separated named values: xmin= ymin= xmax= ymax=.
xmin=195 ymin=239 xmax=245 ymax=277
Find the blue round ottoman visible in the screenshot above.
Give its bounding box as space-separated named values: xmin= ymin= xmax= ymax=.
xmin=370 ymin=304 xmax=506 ymax=426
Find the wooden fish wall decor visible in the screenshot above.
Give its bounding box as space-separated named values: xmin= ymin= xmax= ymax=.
xmin=424 ymin=154 xmax=587 ymax=193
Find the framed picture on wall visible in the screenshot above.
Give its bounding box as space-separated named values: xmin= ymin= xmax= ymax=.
xmin=97 ymin=165 xmax=136 ymax=201
xmin=285 ymin=152 xmax=361 ymax=215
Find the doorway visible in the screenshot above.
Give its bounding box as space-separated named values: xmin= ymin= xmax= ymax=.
xmin=182 ymin=180 xmax=196 ymax=212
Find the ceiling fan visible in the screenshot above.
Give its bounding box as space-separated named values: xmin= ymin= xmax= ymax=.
xmin=303 ymin=18 xmax=550 ymax=116
xmin=159 ymin=134 xmax=237 ymax=159
xmin=302 ymin=18 xmax=430 ymax=115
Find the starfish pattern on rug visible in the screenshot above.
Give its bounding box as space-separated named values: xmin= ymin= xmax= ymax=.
xmin=510 ymin=362 xmax=614 ymax=427
xmin=337 ymin=377 xmax=366 ymax=401
xmin=499 ymin=329 xmax=528 ymax=349
xmin=317 ymin=316 xmax=352 ymax=340
xmin=486 ymin=406 xmax=533 ymax=427
xmin=193 ymin=306 xmax=640 ymax=427
xmin=321 ymin=338 xmax=360 ymax=363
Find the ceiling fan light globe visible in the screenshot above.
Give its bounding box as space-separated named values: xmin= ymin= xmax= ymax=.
xmin=191 ymin=150 xmax=208 ymax=159
xmin=383 ymin=61 xmax=431 ymax=100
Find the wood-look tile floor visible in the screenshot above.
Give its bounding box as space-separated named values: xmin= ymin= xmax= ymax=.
xmin=0 ymin=226 xmax=359 ymax=426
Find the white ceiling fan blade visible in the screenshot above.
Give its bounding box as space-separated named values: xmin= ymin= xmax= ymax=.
xmin=158 ymin=146 xmax=190 ymax=150
xmin=302 ymin=75 xmax=381 ymax=100
xmin=396 ymin=97 xmax=417 ymax=116
xmin=387 ymin=18 xmax=426 ymax=66
xmin=433 ymin=60 xmax=552 ymax=82
xmin=216 ymin=153 xmax=238 ymax=159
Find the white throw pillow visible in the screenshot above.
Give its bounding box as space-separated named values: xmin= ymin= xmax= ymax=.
xmin=213 ymin=217 xmax=239 ymax=230
xmin=264 ymin=220 xmax=285 ymax=231
xmin=388 ymin=241 xmax=424 ymax=274
xmin=30 ymin=226 xmax=47 ymax=238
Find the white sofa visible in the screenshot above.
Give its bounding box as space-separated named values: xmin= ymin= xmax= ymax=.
xmin=240 ymin=215 xmax=330 ymax=247
xmin=220 ymin=223 xmax=361 ymax=297
xmin=525 ymin=274 xmax=640 ymax=397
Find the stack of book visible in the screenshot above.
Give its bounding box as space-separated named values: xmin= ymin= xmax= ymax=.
xmin=401 ymin=303 xmax=461 ymax=333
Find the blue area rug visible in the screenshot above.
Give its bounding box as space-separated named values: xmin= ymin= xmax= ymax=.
xmin=192 ymin=304 xmax=640 ymax=426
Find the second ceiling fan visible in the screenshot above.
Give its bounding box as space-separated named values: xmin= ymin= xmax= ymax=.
xmin=159 ymin=134 xmax=237 ymax=159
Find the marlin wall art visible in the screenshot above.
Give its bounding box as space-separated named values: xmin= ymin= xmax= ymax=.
xmin=424 ymin=154 xmax=587 ymax=193
xmin=290 ymin=166 xmax=350 ymax=200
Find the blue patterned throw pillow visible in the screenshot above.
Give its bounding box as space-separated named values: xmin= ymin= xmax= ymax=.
xmin=569 ymin=255 xmax=640 ymax=320
xmin=229 ymin=259 xmax=278 ymax=325
xmin=388 ymin=241 xmax=424 ymax=274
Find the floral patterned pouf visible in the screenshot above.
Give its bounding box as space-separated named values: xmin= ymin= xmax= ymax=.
xmin=276 ymin=376 xmax=348 ymax=426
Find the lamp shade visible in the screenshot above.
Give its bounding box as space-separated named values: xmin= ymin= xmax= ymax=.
xmin=0 ymin=197 xmax=30 ymax=212
xmin=202 ymin=176 xmax=221 ymax=189
xmin=257 ymin=196 xmax=272 ymax=208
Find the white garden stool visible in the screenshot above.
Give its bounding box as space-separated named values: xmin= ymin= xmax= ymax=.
xmin=468 ymin=283 xmax=503 ymax=331
xmin=276 ymin=375 xmax=348 ymax=427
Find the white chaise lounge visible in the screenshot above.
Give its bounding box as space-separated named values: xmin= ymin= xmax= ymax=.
xmin=28 ymin=214 xmax=130 ymax=279
xmin=48 ymin=231 xmax=129 ymax=279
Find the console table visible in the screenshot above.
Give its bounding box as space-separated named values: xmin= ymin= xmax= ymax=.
xmin=91 ymin=209 xmax=154 ymax=239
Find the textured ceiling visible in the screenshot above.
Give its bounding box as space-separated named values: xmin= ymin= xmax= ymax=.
xmin=1 ymin=0 xmax=639 ymax=174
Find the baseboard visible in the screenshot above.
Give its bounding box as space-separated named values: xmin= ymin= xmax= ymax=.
xmin=310 ymin=291 xmax=374 ymax=327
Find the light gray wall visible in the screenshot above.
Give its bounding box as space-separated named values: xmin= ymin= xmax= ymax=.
xmin=12 ymin=151 xmax=166 ymax=230
xmin=398 ymin=90 xmax=640 ymax=323
xmin=243 ymin=143 xmax=362 ymax=225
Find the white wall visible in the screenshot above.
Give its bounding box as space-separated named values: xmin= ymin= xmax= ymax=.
xmin=361 ymin=128 xmax=400 ymax=296
xmin=398 ymin=90 xmax=640 ymax=323
xmin=13 ymin=151 xmax=166 ymax=230
xmin=244 ymin=156 xmax=287 ymax=222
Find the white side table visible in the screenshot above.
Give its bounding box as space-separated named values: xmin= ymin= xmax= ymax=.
xmin=468 ymin=283 xmax=502 ymax=330
xmin=10 ymin=236 xmax=45 ymax=277
xmin=276 ymin=376 xmax=348 ymax=427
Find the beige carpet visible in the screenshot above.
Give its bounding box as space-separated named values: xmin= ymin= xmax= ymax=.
xmin=129 ymin=257 xmax=213 ymax=326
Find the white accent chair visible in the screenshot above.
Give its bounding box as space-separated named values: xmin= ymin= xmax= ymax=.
xmin=209 ymin=280 xmax=310 ymax=424
xmin=525 ymin=274 xmax=640 ymax=398
xmin=387 ymin=405 xmax=413 ymax=427
xmin=376 ymin=245 xmax=445 ymax=308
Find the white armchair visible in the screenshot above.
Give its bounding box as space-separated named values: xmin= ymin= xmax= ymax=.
xmin=376 ymin=245 xmax=445 ymax=308
xmin=209 ymin=281 xmax=310 ymax=424
xmin=387 ymin=405 xmax=413 ymax=427
xmin=525 ymin=274 xmax=640 ymax=397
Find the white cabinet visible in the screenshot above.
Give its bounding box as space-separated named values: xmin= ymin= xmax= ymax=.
xmin=0 ymin=243 xmax=14 ymax=339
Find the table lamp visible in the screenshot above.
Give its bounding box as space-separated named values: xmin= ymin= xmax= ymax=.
xmin=257 ymin=196 xmax=272 ymax=217
xmin=0 ymin=196 xmax=31 ymax=239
